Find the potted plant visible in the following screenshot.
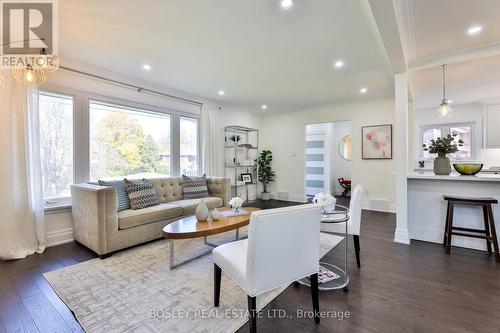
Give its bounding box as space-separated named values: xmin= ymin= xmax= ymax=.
xmin=422 ymin=133 xmax=463 ymax=175
xmin=258 ymin=150 xmax=275 ymax=200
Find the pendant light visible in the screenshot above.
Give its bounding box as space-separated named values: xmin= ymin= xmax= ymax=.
xmin=436 ymin=64 xmax=453 ymax=119
xmin=11 ymin=63 xmax=47 ymax=86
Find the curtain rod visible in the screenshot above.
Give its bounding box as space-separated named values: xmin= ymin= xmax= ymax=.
xmin=59 ymin=66 xmax=203 ymax=107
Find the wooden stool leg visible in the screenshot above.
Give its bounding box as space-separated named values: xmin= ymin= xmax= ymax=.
xmin=483 ymin=205 xmax=492 ymax=253
xmin=486 ymin=204 xmax=500 ymax=263
xmin=443 ymin=201 xmax=451 ymax=246
xmin=446 ymin=202 xmax=454 ymax=255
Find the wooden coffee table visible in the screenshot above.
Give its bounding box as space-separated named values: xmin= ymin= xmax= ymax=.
xmin=163 ymin=207 xmax=260 ymax=269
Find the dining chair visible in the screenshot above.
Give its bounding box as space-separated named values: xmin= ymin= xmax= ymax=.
xmin=213 ymin=204 xmax=322 ymax=333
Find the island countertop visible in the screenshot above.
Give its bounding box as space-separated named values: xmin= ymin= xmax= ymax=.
xmin=408 ymin=172 xmax=500 ymax=182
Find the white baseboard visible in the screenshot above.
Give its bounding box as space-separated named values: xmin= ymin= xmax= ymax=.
xmin=46 ymin=227 xmax=74 ymax=247
xmin=362 ymin=198 xmax=395 ymax=213
xmin=268 ymin=191 xmax=307 ymax=203
xmin=394 ymin=228 xmax=411 ymax=244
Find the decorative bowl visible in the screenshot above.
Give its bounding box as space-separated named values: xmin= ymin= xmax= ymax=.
xmin=453 ymin=163 xmax=483 ymax=175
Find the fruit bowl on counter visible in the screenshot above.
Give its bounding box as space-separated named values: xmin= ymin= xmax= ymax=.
xmin=453 ymin=163 xmax=483 ymax=175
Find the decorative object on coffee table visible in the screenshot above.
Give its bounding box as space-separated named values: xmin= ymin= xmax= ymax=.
xmin=422 ymin=133 xmax=464 ymax=175
xmin=211 ymin=208 xmax=223 ymax=220
xmin=362 ymin=124 xmax=392 ymax=159
xmin=258 ymin=149 xmax=275 ymax=200
xmin=195 ymin=200 xmax=209 ymax=221
xmin=229 ymin=197 xmax=243 ymax=213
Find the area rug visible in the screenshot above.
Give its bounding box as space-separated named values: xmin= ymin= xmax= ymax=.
xmin=44 ymin=230 xmax=343 ymax=333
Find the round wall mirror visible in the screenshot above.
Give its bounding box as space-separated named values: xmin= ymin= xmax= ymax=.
xmin=338 ymin=135 xmax=352 ymax=161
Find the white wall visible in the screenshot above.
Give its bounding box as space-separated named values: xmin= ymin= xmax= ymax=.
xmin=260 ymin=99 xmax=395 ymax=211
xmin=330 ymin=121 xmax=352 ymax=195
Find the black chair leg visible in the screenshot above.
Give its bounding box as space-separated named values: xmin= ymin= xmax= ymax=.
xmin=353 ymin=235 xmax=361 ymax=269
xmin=247 ymin=295 xmax=257 ymax=333
xmin=214 ymin=264 xmax=222 ymax=307
xmin=309 ymin=273 xmax=320 ymax=324
xmin=483 ymin=206 xmax=492 ymax=253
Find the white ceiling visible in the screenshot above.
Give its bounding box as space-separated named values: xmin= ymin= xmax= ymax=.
xmin=58 ymin=0 xmax=393 ymax=112
xmin=398 ymin=0 xmax=500 ymax=109
xmin=411 ymin=0 xmax=500 ymax=59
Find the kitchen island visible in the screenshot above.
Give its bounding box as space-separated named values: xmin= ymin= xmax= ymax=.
xmin=408 ymin=172 xmax=500 ymax=251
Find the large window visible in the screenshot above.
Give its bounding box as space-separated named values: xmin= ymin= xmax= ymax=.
xmin=89 ymin=101 xmax=171 ymax=180
xmin=420 ymin=123 xmax=473 ymax=160
xmin=180 ymin=116 xmax=199 ymax=176
xmin=39 ymin=92 xmax=74 ymax=203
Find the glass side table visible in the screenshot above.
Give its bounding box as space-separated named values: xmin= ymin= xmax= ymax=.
xmin=298 ymin=204 xmax=350 ymax=291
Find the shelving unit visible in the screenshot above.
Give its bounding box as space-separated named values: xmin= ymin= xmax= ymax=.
xmin=224 ymin=125 xmax=259 ymax=202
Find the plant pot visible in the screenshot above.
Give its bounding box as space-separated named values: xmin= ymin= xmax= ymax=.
xmin=433 ymin=155 xmax=451 ymax=175
xmin=261 ymin=192 xmax=271 ymax=201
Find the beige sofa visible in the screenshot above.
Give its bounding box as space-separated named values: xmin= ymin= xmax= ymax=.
xmin=71 ymin=177 xmax=230 ymax=257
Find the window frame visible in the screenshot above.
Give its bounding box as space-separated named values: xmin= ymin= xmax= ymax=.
xmin=39 ymin=86 xmax=201 ymax=210
xmin=38 ymin=90 xmax=76 ymax=209
xmin=419 ymin=121 xmax=476 ymax=161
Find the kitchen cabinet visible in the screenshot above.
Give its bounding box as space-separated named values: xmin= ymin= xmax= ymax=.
xmin=485 ymin=105 xmax=500 ymax=148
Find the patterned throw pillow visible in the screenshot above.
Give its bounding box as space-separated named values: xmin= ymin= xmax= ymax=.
xmin=98 ymin=180 xmax=130 ymax=212
xmin=182 ymin=174 xmax=209 ymax=199
xmin=124 ymin=178 xmax=161 ymax=210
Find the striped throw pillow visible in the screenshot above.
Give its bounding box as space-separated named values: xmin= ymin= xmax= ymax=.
xmin=124 ymin=178 xmax=161 ymax=210
xmin=98 ymin=180 xmax=130 ymax=212
xmin=182 ymin=175 xmax=209 ymax=199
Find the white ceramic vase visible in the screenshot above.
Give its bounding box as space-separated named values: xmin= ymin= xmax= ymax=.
xmin=195 ymin=200 xmax=209 ymax=221
xmin=211 ymin=208 xmax=223 ymax=220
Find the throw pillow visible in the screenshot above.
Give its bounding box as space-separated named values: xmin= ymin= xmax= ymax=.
xmin=98 ymin=180 xmax=130 ymax=211
xmin=124 ymin=178 xmax=161 ymax=210
xmin=182 ymin=174 xmax=209 ymax=199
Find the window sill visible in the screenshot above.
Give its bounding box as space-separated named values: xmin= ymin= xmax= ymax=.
xmin=44 ymin=204 xmax=72 ymax=215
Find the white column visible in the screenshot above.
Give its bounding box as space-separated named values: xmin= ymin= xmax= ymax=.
xmin=394 ymin=72 xmax=410 ymax=244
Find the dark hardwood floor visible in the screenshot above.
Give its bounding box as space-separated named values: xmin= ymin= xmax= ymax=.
xmin=1 ymin=199 xmax=499 ymax=333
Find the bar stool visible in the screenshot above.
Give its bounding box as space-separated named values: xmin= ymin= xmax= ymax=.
xmin=443 ymin=195 xmax=499 ymax=262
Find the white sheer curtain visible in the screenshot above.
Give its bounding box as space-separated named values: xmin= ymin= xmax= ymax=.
xmin=201 ymin=105 xmax=220 ymax=176
xmin=0 ymin=71 xmax=46 ymax=260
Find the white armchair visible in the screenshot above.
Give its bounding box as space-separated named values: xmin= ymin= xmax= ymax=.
xmin=212 ymin=204 xmax=322 ymax=333
xmin=321 ymin=185 xmax=363 ymax=268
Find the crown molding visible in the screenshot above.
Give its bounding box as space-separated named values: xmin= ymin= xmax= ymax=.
xmin=408 ymin=41 xmax=500 ymax=71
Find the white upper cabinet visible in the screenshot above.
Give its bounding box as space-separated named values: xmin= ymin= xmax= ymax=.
xmin=485 ymin=105 xmax=500 ymax=148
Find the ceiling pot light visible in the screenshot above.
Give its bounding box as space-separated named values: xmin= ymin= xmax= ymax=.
xmin=218 ymin=90 xmax=225 ymax=96
xmin=280 ymin=0 xmax=293 ymax=9
xmin=261 ymin=105 xmax=267 ymax=110
xmin=360 ymin=88 xmax=367 ymax=94
xmin=467 ymin=25 xmax=483 ymax=36
xmin=334 ymin=60 xmax=344 ymax=68
xmin=436 ymin=64 xmax=453 ymax=119
xmin=142 ymin=64 xmax=151 ymax=71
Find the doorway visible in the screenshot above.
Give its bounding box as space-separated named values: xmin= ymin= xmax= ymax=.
xmin=305 ymin=121 xmax=352 ymax=198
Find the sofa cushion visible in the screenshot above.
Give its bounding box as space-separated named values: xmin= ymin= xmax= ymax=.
xmin=169 ymin=197 xmax=223 ymax=216
xmin=150 ymin=177 xmax=183 ymax=203
xmin=118 ymin=203 xmax=182 ymax=230
xmin=182 ymin=175 xmax=209 ymax=199
xmin=98 ymin=180 xmax=130 ymax=211
xmin=124 ymin=178 xmax=161 ymax=210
